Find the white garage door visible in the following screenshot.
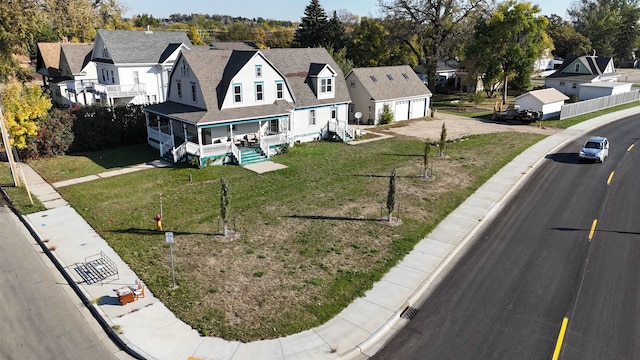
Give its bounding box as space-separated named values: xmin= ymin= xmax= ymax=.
xmin=395 ymin=100 xmax=409 ymax=121
xmin=410 ymin=99 xmax=426 ymax=119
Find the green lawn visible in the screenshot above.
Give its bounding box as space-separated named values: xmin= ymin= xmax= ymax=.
xmin=22 ymin=133 xmax=543 ymax=341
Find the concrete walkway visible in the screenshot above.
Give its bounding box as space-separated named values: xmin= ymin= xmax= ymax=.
xmin=10 ymin=107 xmax=640 ymax=360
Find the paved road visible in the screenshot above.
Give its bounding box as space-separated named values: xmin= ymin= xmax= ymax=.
xmin=0 ymin=202 xmax=122 ymax=359
xmin=373 ymin=115 xmax=640 ymax=359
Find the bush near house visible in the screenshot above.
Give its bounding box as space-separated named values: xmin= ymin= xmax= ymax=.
xmin=19 ymin=104 xmax=147 ymax=159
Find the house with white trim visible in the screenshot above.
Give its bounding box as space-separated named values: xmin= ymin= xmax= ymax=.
xmin=345 ymin=65 xmax=432 ymax=124
xmin=545 ymin=55 xmax=618 ymax=96
xmin=89 ymin=29 xmax=192 ymax=106
xmin=143 ymin=47 xmax=353 ymax=167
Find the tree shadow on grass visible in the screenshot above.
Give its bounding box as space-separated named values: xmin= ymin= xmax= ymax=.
xmin=288 ymin=214 xmax=378 ymax=222
xmin=110 ymin=228 xmax=212 ymax=236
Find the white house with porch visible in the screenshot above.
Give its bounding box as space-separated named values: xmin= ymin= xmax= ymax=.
xmin=143 ymin=47 xmax=353 ymax=167
xmin=88 ymin=29 xmax=192 ymax=106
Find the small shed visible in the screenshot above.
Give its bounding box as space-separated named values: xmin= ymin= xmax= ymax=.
xmin=578 ymin=81 xmax=633 ymax=100
xmin=515 ymin=88 xmax=569 ymax=120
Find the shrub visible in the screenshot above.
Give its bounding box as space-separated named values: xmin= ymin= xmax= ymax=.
xmin=70 ymin=104 xmax=147 ymax=152
xmin=379 ymin=104 xmax=394 ymax=125
xmin=21 ymin=108 xmax=75 ymax=159
xmin=467 ymin=91 xmax=486 ymax=106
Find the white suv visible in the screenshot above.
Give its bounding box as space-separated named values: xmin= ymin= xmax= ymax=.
xmin=579 ymin=136 xmax=609 ymax=163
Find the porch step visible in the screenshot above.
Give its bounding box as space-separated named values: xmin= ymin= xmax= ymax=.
xmin=239 ymin=148 xmax=268 ymax=165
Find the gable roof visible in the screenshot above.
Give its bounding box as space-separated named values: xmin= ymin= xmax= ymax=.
xmin=348 ymin=65 xmax=433 ymax=101
xmin=546 ymin=55 xmax=615 ymax=80
xmin=60 ymin=44 xmax=93 ymax=75
xmin=94 ymin=29 xmax=192 ymax=64
xmin=145 ymin=47 xmax=351 ymax=125
xmin=210 ymin=42 xmax=259 ymax=50
xmin=515 ymin=88 xmax=569 ymax=104
xmin=36 ymin=43 xmax=62 ymax=77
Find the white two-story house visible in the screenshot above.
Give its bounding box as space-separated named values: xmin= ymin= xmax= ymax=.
xmin=545 ymin=55 xmax=618 ymax=96
xmin=90 ymin=29 xmax=192 ymax=106
xmin=143 ymin=47 xmax=353 ymax=167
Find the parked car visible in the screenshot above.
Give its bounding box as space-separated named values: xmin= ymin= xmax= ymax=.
xmin=579 ymin=136 xmax=609 ymax=162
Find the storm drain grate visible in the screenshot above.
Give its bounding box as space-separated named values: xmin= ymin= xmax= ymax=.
xmin=400 ymin=306 xmax=419 ymax=320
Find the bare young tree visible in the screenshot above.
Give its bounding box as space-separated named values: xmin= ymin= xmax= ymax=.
xmin=386 ymin=168 xmax=397 ymax=222
xmin=422 ymin=141 xmax=430 ymax=178
xmin=438 ymin=123 xmax=447 ymax=157
xmin=220 ymin=178 xmax=230 ymax=236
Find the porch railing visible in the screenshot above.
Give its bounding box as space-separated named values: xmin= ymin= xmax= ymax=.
xmin=200 ymin=143 xmax=230 ymax=158
xmin=92 ymin=83 xmax=146 ymax=98
xmin=336 ymin=123 xmax=354 ymax=140
xmin=230 ymin=142 xmax=241 ymax=164
xmin=260 ymin=133 xmax=288 ymax=157
xmin=172 ymin=142 xmax=188 ymax=162
xmin=147 ymin=126 xmax=172 ymax=144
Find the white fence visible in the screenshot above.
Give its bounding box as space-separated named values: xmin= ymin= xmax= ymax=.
xmin=560 ymin=90 xmax=640 ymax=120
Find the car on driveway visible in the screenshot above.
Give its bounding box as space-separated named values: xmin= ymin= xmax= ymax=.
xmin=579 ymin=136 xmax=609 ymax=162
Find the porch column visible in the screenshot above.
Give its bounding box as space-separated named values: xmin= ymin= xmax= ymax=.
xmin=183 ymin=123 xmax=188 ymax=144
xmin=157 ymin=115 xmax=163 ymax=156
xmin=169 ymin=119 xmax=175 ymax=150
xmin=197 ymin=127 xmax=203 ymax=159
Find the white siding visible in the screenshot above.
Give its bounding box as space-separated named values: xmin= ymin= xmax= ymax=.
xmin=345 ymin=73 xmax=373 ymax=123
xmin=395 ymin=100 xmax=409 ymax=121
xmin=221 ymin=53 xmax=291 ymax=109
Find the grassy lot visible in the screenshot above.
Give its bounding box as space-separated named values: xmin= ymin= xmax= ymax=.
xmin=0 ymin=163 xmax=46 ymax=213
xmin=28 ymin=143 xmax=159 ymax=183
xmin=21 ymin=133 xmax=544 ymax=341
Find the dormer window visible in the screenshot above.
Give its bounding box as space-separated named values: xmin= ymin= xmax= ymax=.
xmin=321 ymin=78 xmax=333 ymax=93
xmin=574 ymin=63 xmax=580 ymax=72
xmin=276 ymin=81 xmax=284 ymax=99
xmin=255 ymin=64 xmax=262 ymax=78
xmin=255 ymin=82 xmax=264 ymax=101
xmin=233 ymin=84 xmax=242 ymax=103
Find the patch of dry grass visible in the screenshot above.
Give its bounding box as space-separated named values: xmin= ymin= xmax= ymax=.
xmin=50 ymin=133 xmax=543 ymax=341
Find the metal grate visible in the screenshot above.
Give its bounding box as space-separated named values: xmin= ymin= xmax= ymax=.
xmin=400 ymin=306 xmax=419 ymax=320
xmin=74 ymin=251 xmax=119 ymax=284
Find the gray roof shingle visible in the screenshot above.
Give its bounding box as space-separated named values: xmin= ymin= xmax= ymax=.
xmin=349 ymin=65 xmax=433 ymax=100
xmin=95 ymin=29 xmax=192 ymax=64
xmin=146 ymin=48 xmax=350 ymax=126
xmin=60 ymin=44 xmax=93 ymax=75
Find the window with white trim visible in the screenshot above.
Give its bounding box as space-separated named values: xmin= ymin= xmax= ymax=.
xmin=321 ymin=78 xmax=333 ymax=93
xmin=255 ymin=64 xmax=262 ymax=78
xmin=181 ymin=63 xmax=189 ymax=76
xmin=233 ymin=84 xmax=242 ymax=103
xmin=255 ymin=82 xmax=264 ymax=101
xmin=572 ymin=82 xmax=577 ymax=89
xmin=309 ymin=109 xmax=316 ymax=125
xmin=191 ymin=82 xmax=197 ymax=102
xmin=177 ymin=81 xmax=182 ymax=98
xmin=276 ymin=81 xmax=284 ymax=99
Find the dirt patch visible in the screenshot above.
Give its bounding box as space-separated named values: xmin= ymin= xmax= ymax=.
xmin=373 ymin=113 xmax=561 ymax=142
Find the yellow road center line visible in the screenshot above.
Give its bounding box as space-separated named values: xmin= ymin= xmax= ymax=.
xmin=552 ymin=317 xmax=569 ymax=360
xmin=607 ymin=171 xmax=615 ymax=185
xmin=628 ymin=144 xmax=635 ymax=152
xmin=589 ymin=219 xmax=598 ymax=240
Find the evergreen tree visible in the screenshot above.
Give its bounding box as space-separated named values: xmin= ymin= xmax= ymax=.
xmin=326 ymin=11 xmax=346 ymax=50
xmin=293 ymin=0 xmax=329 ymax=48
xmin=438 ymin=123 xmax=447 ymax=157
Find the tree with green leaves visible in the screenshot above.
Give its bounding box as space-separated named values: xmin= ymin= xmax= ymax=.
xmin=378 ymin=0 xmax=488 ymax=92
xmin=220 ymin=178 xmax=230 ymax=236
xmin=466 ymin=1 xmax=548 ymax=104
xmin=569 ymin=0 xmax=640 ymax=61
xmin=1 ymin=80 xmax=52 ymax=149
xmin=379 ymin=104 xmax=394 ymax=125
xmin=438 ymin=123 xmax=447 ymax=157
xmin=347 ymin=17 xmax=390 ymax=67
xmin=545 ymin=14 xmax=592 ymax=59
xmin=0 ymin=0 xmax=44 ymax=81
xmin=187 ymin=26 xmax=206 ymax=45
xmin=386 ymin=168 xmax=397 ymax=222
xmin=327 ymin=47 xmax=354 ymax=75
xmin=133 ymin=14 xmax=161 ymax=28
xmin=293 ymin=0 xmax=329 ymax=48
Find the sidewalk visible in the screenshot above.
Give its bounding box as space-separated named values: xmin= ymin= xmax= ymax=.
xmin=15 ymin=108 xmax=639 ymax=360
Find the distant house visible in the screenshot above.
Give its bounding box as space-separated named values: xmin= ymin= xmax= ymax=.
xmin=578 ymin=82 xmax=633 ymax=101
xmin=345 ymin=65 xmax=432 ymax=124
xmin=515 ymin=88 xmax=569 ymax=120
xmin=36 ymin=42 xmax=63 ymax=87
xmin=90 ymin=29 xmax=193 ymax=106
xmin=545 ymin=55 xmax=618 ymax=96
xmin=143 ymin=48 xmax=353 ymax=167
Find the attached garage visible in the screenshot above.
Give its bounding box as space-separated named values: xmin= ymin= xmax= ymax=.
xmin=395 ymin=100 xmax=410 ymax=121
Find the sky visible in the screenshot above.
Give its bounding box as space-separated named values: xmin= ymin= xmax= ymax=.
xmin=122 ymin=0 xmax=572 ymax=22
